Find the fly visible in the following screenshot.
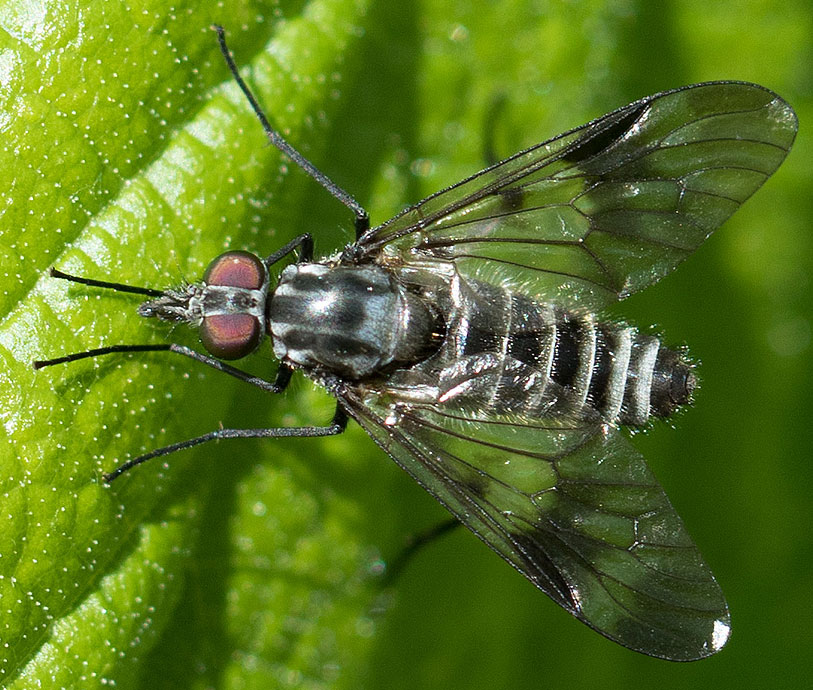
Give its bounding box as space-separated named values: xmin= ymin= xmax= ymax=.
xmin=35 ymin=25 xmax=797 ymax=661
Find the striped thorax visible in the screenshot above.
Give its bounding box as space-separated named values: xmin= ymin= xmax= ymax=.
xmin=268 ymin=262 xmax=443 ymax=380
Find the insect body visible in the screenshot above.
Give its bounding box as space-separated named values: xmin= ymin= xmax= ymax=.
xmin=269 ymin=259 xmax=693 ymax=427
xmin=36 ymin=27 xmax=797 ymax=661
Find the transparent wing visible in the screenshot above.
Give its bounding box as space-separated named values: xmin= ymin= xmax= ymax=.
xmin=339 ymin=386 xmax=730 ymax=660
xmin=356 ymin=82 xmax=797 ymax=311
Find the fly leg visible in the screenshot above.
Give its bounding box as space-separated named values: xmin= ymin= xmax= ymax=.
xmin=263 ymin=233 xmax=313 ymax=267
xmin=482 ymin=92 xmax=508 ymax=166
xmin=382 ymin=518 xmax=462 ymax=585
xmin=35 ymin=343 xmax=293 ymax=394
xmin=103 ymin=404 xmax=348 ymax=482
xmin=213 ymin=25 xmax=370 ymax=238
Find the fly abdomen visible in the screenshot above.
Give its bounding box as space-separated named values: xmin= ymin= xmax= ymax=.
xmin=554 ymin=316 xmax=696 ymax=426
xmin=445 ymin=280 xmax=695 ymax=427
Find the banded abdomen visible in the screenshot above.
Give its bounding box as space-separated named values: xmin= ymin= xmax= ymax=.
xmin=435 ymin=276 xmax=694 ymax=427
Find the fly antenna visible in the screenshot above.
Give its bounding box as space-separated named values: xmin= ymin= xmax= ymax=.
xmin=211 ymin=24 xmax=370 ymax=237
xmin=33 ymin=268 xmax=171 ymax=369
xmin=49 ymin=267 xmax=165 ymax=298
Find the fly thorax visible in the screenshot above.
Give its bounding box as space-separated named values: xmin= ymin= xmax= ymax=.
xmin=268 ymin=263 xmax=442 ymax=380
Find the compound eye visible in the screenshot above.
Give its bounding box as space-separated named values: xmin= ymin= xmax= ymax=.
xmin=201 ymin=314 xmax=262 ymax=360
xmin=200 ymin=250 xmax=266 ymax=359
xmin=204 ymin=250 xmax=266 ymax=288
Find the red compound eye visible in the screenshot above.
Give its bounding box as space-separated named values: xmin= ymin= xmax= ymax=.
xmin=199 ymin=250 xmax=266 ymax=359
xmin=204 ymin=250 xmax=265 ymax=288
xmin=201 ymin=313 xmax=262 ymax=360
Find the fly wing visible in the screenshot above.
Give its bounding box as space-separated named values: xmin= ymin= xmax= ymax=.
xmin=356 ymin=82 xmax=796 ymax=311
xmin=339 ymin=386 xmax=730 ymax=660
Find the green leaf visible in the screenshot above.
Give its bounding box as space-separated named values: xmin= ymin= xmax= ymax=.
xmin=0 ymin=1 xmax=385 ymax=687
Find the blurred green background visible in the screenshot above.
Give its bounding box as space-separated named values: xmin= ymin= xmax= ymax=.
xmin=0 ymin=0 xmax=810 ymax=688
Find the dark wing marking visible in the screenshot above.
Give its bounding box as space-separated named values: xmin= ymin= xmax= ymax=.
xmin=339 ymin=386 xmax=730 ymax=660
xmin=355 ymin=82 xmax=796 ymax=311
